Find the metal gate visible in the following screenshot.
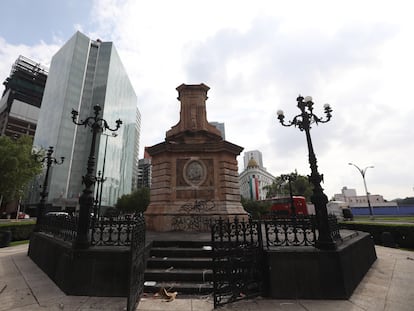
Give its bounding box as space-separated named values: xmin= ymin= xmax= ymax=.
xmin=211 ymin=217 xmax=264 ymax=308
xmin=127 ymin=215 xmax=146 ymax=311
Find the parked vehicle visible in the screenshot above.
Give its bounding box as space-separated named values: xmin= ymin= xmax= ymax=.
xmin=265 ymin=196 xmax=309 ymax=217
xmin=326 ymin=201 xmax=354 ymax=221
xmin=45 ymin=211 xmax=70 ymax=218
xmin=17 ymin=212 xmax=30 ymax=219
xmin=342 ymin=208 xmax=354 ymax=220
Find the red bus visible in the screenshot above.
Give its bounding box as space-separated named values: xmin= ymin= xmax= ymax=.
xmin=267 ymin=196 xmax=308 ymax=217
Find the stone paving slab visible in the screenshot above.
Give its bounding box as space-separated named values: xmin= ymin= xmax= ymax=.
xmin=0 ymin=244 xmax=413 ymax=310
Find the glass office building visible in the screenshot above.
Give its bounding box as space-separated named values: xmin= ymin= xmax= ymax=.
xmin=34 ymin=31 xmax=139 ymax=209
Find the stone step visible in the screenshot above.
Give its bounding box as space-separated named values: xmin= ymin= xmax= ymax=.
xmin=147 ymin=256 xmax=212 ymax=269
xmin=145 ymin=268 xmax=213 ymax=282
xmin=149 ymin=247 xmax=212 ymax=258
xmin=144 ymin=239 xmax=214 ymax=295
xmin=151 ymin=240 xmax=212 ymax=248
xmin=143 ymin=280 xmax=214 ymax=295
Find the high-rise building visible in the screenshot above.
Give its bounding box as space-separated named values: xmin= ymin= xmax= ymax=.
xmin=137 ymin=158 xmax=152 ymax=189
xmin=0 ymin=55 xmax=48 ymax=138
xmin=210 ymin=121 xmax=225 ymax=139
xmin=34 ymin=31 xmax=139 ymax=209
xmin=136 ymin=147 xmax=152 ymax=189
xmin=132 ymin=106 xmax=142 ymax=190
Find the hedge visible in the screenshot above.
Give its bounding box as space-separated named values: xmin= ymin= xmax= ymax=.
xmin=0 ymin=221 xmax=36 ymax=242
xmin=340 ymin=222 xmax=414 ymax=249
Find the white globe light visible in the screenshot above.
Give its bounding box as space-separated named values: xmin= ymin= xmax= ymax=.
xmin=304 ymin=96 xmax=312 ymax=102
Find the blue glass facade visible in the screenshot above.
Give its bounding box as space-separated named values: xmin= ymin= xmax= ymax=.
xmin=34 ymin=31 xmax=139 ymax=208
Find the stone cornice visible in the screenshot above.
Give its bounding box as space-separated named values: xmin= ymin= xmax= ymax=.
xmin=147 ymin=140 xmax=243 ymax=156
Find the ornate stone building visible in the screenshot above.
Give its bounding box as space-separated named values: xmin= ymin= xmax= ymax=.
xmin=239 ymin=152 xmax=275 ymax=200
xmin=145 ymin=83 xmax=247 ymax=231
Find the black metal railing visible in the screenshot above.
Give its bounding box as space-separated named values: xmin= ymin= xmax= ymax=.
xmin=211 ymin=217 xmax=262 ymax=248
xmin=211 ymin=215 xmax=342 ymax=250
xmin=37 ymin=215 xmax=78 ymax=242
xmin=263 ymin=215 xmax=317 ymax=247
xmin=91 ymin=216 xmax=138 ymax=246
xmin=127 ymin=215 xmax=146 ymax=311
xmin=37 ymin=214 xmax=145 ymax=247
xmin=210 ymin=215 xmax=342 ymax=308
xmin=211 ymin=217 xmax=264 ymax=308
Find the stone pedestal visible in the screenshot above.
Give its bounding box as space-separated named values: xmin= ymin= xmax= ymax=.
xmin=145 ymin=84 xmax=247 ymax=231
xmin=264 ymin=232 xmax=377 ymax=299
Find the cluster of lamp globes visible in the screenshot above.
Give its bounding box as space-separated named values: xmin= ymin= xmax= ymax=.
xmin=276 ymin=96 xmax=332 ymax=120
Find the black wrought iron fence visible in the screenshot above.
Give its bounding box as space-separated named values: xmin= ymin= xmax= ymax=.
xmin=212 ymin=217 xmax=262 ymax=247
xmin=127 ymin=215 xmax=146 ymax=311
xmin=258 ymin=214 xmax=341 ymax=248
xmin=37 ymin=215 xmax=78 ymax=242
xmin=210 ymin=215 xmax=341 ymax=250
xmin=210 ymin=215 xmax=342 ymax=308
xmin=91 ymin=216 xmax=137 ymax=246
xmin=37 ymin=214 xmax=143 ymax=246
xmin=263 ymin=216 xmax=317 ymax=247
xmin=211 ymin=217 xmax=264 ymax=308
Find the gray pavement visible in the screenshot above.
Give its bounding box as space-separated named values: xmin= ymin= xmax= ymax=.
xmin=1 ymin=244 xmax=414 ymax=311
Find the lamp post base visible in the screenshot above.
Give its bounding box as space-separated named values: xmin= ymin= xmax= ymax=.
xmin=315 ymin=239 xmax=337 ymax=250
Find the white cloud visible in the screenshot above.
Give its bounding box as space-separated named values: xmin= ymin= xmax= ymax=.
xmin=0 ymin=37 xmax=60 ymax=78
xmin=1 ymin=0 xmax=414 ymax=200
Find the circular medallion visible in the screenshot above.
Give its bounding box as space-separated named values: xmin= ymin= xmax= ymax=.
xmin=183 ymin=159 xmax=206 ymax=186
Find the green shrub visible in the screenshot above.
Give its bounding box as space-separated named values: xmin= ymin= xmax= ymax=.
xmin=0 ymin=221 xmax=36 ymax=241
xmin=340 ymin=222 xmax=414 ymax=249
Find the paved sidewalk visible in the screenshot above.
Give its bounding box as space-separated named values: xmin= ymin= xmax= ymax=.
xmin=1 ymin=244 xmax=413 ymax=310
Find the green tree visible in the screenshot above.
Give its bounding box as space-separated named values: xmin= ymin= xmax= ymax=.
xmin=264 ymin=171 xmax=313 ymax=201
xmin=115 ymin=187 xmax=150 ymax=214
xmin=0 ymin=135 xmax=42 ymax=205
xmin=241 ymin=197 xmax=271 ymax=219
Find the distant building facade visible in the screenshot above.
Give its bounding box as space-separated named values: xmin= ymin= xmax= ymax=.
xmin=0 ymin=56 xmax=48 ymax=138
xmin=239 ymin=151 xmax=275 ymax=200
xmin=137 ymin=158 xmax=152 ymax=189
xmin=136 ymin=147 xmax=152 ymax=189
xmin=210 ymin=122 xmax=225 ymax=139
xmin=132 ymin=107 xmax=142 ymax=190
xmin=243 ymin=150 xmax=264 ymax=170
xmin=33 ymin=31 xmax=139 ymax=209
xmin=334 ymin=186 xmax=396 ymax=208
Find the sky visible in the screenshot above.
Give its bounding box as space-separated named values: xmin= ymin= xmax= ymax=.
xmin=1 ymin=0 xmax=413 ymax=201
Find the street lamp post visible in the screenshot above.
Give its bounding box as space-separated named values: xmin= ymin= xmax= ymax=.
xmin=71 ymin=105 xmax=122 ymax=249
xmin=93 ymin=170 xmax=105 ymax=219
xmin=348 ymin=163 xmax=374 ymax=218
xmin=277 ymin=95 xmax=336 ymax=250
xmin=281 ymin=173 xmax=297 ymax=216
xmin=98 ymin=132 xmax=117 ymax=218
xmin=36 ymin=146 xmax=64 ymax=230
xmin=91 ymin=170 xmax=104 ymax=238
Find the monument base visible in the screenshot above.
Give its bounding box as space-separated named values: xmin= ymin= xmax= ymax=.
xmin=145 ymin=201 xmax=248 ymax=232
